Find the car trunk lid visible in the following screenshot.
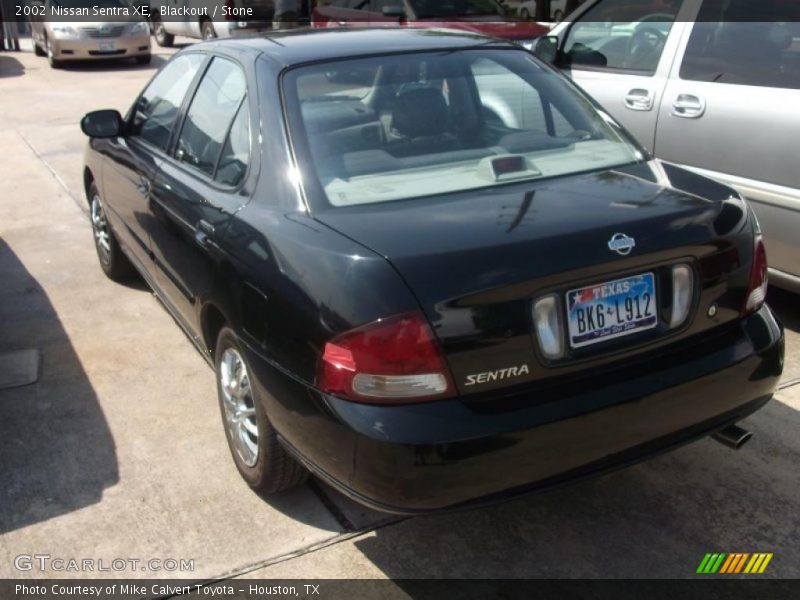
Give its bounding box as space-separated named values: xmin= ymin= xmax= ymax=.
xmin=314 ymin=164 xmax=754 ymax=396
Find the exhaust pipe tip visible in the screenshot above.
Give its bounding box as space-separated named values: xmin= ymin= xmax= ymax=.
xmin=712 ymin=424 xmax=752 ymax=450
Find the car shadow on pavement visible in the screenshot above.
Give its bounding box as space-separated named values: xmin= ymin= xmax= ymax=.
xmin=768 ymin=286 xmax=799 ymax=334
xmin=60 ymin=54 xmax=170 ymax=73
xmin=0 ymin=55 xmax=25 ymax=78
xmin=352 ymin=394 xmax=800 ymax=579
xmin=0 ymin=239 xmax=118 ymax=535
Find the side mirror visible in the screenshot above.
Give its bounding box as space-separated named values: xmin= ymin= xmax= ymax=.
xmin=382 ymin=5 xmax=405 ymax=20
xmin=531 ymin=35 xmax=559 ymax=64
xmin=81 ymin=110 xmax=123 ymax=138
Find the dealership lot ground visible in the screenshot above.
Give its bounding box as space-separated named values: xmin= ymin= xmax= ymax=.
xmin=1 ymin=44 xmax=799 ymax=582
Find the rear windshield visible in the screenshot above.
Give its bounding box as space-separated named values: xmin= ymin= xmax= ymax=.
xmin=284 ymin=49 xmax=643 ymax=207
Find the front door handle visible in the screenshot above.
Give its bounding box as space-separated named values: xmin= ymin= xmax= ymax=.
xmin=672 ymin=93 xmax=706 ymax=118
xmin=136 ymin=178 xmax=150 ymax=197
xmin=624 ymin=88 xmax=654 ymax=111
xmin=195 ymin=219 xmax=216 ymax=247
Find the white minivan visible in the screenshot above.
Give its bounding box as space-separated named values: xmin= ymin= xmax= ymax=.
xmin=535 ymin=0 xmax=800 ymax=292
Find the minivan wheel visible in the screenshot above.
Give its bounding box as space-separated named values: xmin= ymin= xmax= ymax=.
xmin=201 ymin=20 xmax=217 ymax=40
xmin=215 ymin=327 xmax=308 ymax=494
xmin=89 ymin=183 xmax=134 ymax=281
xmin=153 ymin=19 xmax=174 ymax=47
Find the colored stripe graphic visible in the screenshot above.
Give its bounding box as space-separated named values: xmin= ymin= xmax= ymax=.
xmin=712 ymin=553 xmax=727 ymax=573
xmin=759 ymin=553 xmax=773 ymax=573
xmin=720 ymin=554 xmax=736 ymax=573
xmin=697 ymin=554 xmax=713 ymax=574
xmin=699 ymin=553 xmax=773 ymax=574
xmin=734 ymin=553 xmax=750 ymax=573
xmin=721 ymin=553 xmax=738 ymax=574
xmin=697 ymin=553 xmax=727 ymax=574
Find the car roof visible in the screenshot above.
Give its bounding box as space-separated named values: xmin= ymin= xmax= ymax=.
xmin=209 ymin=27 xmax=520 ymax=66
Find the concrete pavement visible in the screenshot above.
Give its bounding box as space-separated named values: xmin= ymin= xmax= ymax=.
xmin=0 ymin=41 xmax=798 ymax=582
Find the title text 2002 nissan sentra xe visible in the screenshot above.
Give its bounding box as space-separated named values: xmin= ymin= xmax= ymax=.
xmin=80 ymin=29 xmax=784 ymax=513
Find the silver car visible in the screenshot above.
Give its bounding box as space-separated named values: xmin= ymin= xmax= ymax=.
xmin=537 ymin=0 xmax=800 ymax=292
xmin=30 ymin=0 xmax=151 ymax=68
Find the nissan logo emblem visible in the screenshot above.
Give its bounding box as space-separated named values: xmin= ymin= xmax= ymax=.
xmin=608 ymin=233 xmax=636 ymax=256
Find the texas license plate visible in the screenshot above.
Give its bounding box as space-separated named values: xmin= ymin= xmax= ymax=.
xmin=98 ymin=42 xmax=116 ymax=52
xmin=566 ymin=273 xmax=657 ymax=349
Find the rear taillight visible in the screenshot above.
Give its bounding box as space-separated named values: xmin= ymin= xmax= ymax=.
xmin=741 ymin=235 xmax=768 ymax=316
xmin=317 ymin=311 xmax=454 ymax=404
xmin=225 ymin=0 xmax=235 ymax=20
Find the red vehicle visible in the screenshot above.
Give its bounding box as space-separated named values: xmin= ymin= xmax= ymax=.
xmin=311 ymin=0 xmax=549 ymax=45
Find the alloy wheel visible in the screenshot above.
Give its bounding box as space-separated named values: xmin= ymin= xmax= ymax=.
xmin=90 ymin=194 xmax=112 ymax=265
xmin=219 ymin=347 xmax=259 ymax=467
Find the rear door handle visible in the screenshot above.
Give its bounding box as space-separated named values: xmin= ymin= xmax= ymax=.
xmin=624 ymin=88 xmax=654 ymax=111
xmin=672 ymin=94 xmax=706 ymax=118
xmin=195 ymin=219 xmax=216 ymax=247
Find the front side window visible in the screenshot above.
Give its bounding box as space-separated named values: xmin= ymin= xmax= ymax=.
xmin=285 ymin=49 xmax=642 ymax=207
xmin=680 ymin=0 xmax=800 ymax=89
xmin=563 ymin=0 xmax=682 ymax=73
xmin=176 ymin=57 xmax=247 ymax=179
xmin=129 ymin=53 xmax=205 ymax=151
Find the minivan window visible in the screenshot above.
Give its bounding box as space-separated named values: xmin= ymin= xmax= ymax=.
xmin=285 ymin=50 xmax=642 ymax=207
xmin=130 ymin=54 xmax=205 ymax=151
xmin=680 ymin=0 xmax=800 ymax=89
xmin=176 ymin=57 xmax=247 ymax=179
xmin=471 ymin=58 xmax=576 ymax=136
xmin=563 ymin=0 xmax=681 ymax=73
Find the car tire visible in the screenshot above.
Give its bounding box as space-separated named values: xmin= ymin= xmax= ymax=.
xmin=215 ymin=327 xmax=308 ymax=495
xmin=33 ymin=38 xmax=46 ymax=57
xmin=201 ymin=20 xmax=217 ymax=40
xmin=45 ymin=36 xmax=63 ymax=69
xmin=153 ymin=19 xmax=174 ymax=47
xmin=89 ymin=183 xmax=135 ymax=282
xmin=135 ymin=54 xmax=151 ymax=65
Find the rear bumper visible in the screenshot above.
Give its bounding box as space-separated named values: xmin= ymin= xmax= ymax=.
xmin=247 ymin=305 xmax=783 ymax=514
xmin=49 ymin=35 xmax=151 ymax=59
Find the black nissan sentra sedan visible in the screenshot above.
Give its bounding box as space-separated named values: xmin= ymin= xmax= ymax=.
xmin=80 ymin=28 xmax=784 ymax=513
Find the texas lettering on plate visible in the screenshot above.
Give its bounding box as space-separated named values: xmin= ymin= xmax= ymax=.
xmin=567 ymin=273 xmax=657 ymax=348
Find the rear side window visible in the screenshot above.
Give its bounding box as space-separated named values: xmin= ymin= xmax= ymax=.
xmin=563 ymin=0 xmax=682 ymax=73
xmin=176 ymin=57 xmax=247 ymax=179
xmin=130 ymin=53 xmax=205 ymax=151
xmin=215 ymin=103 xmax=251 ymax=187
xmin=680 ymin=0 xmax=800 ymax=89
